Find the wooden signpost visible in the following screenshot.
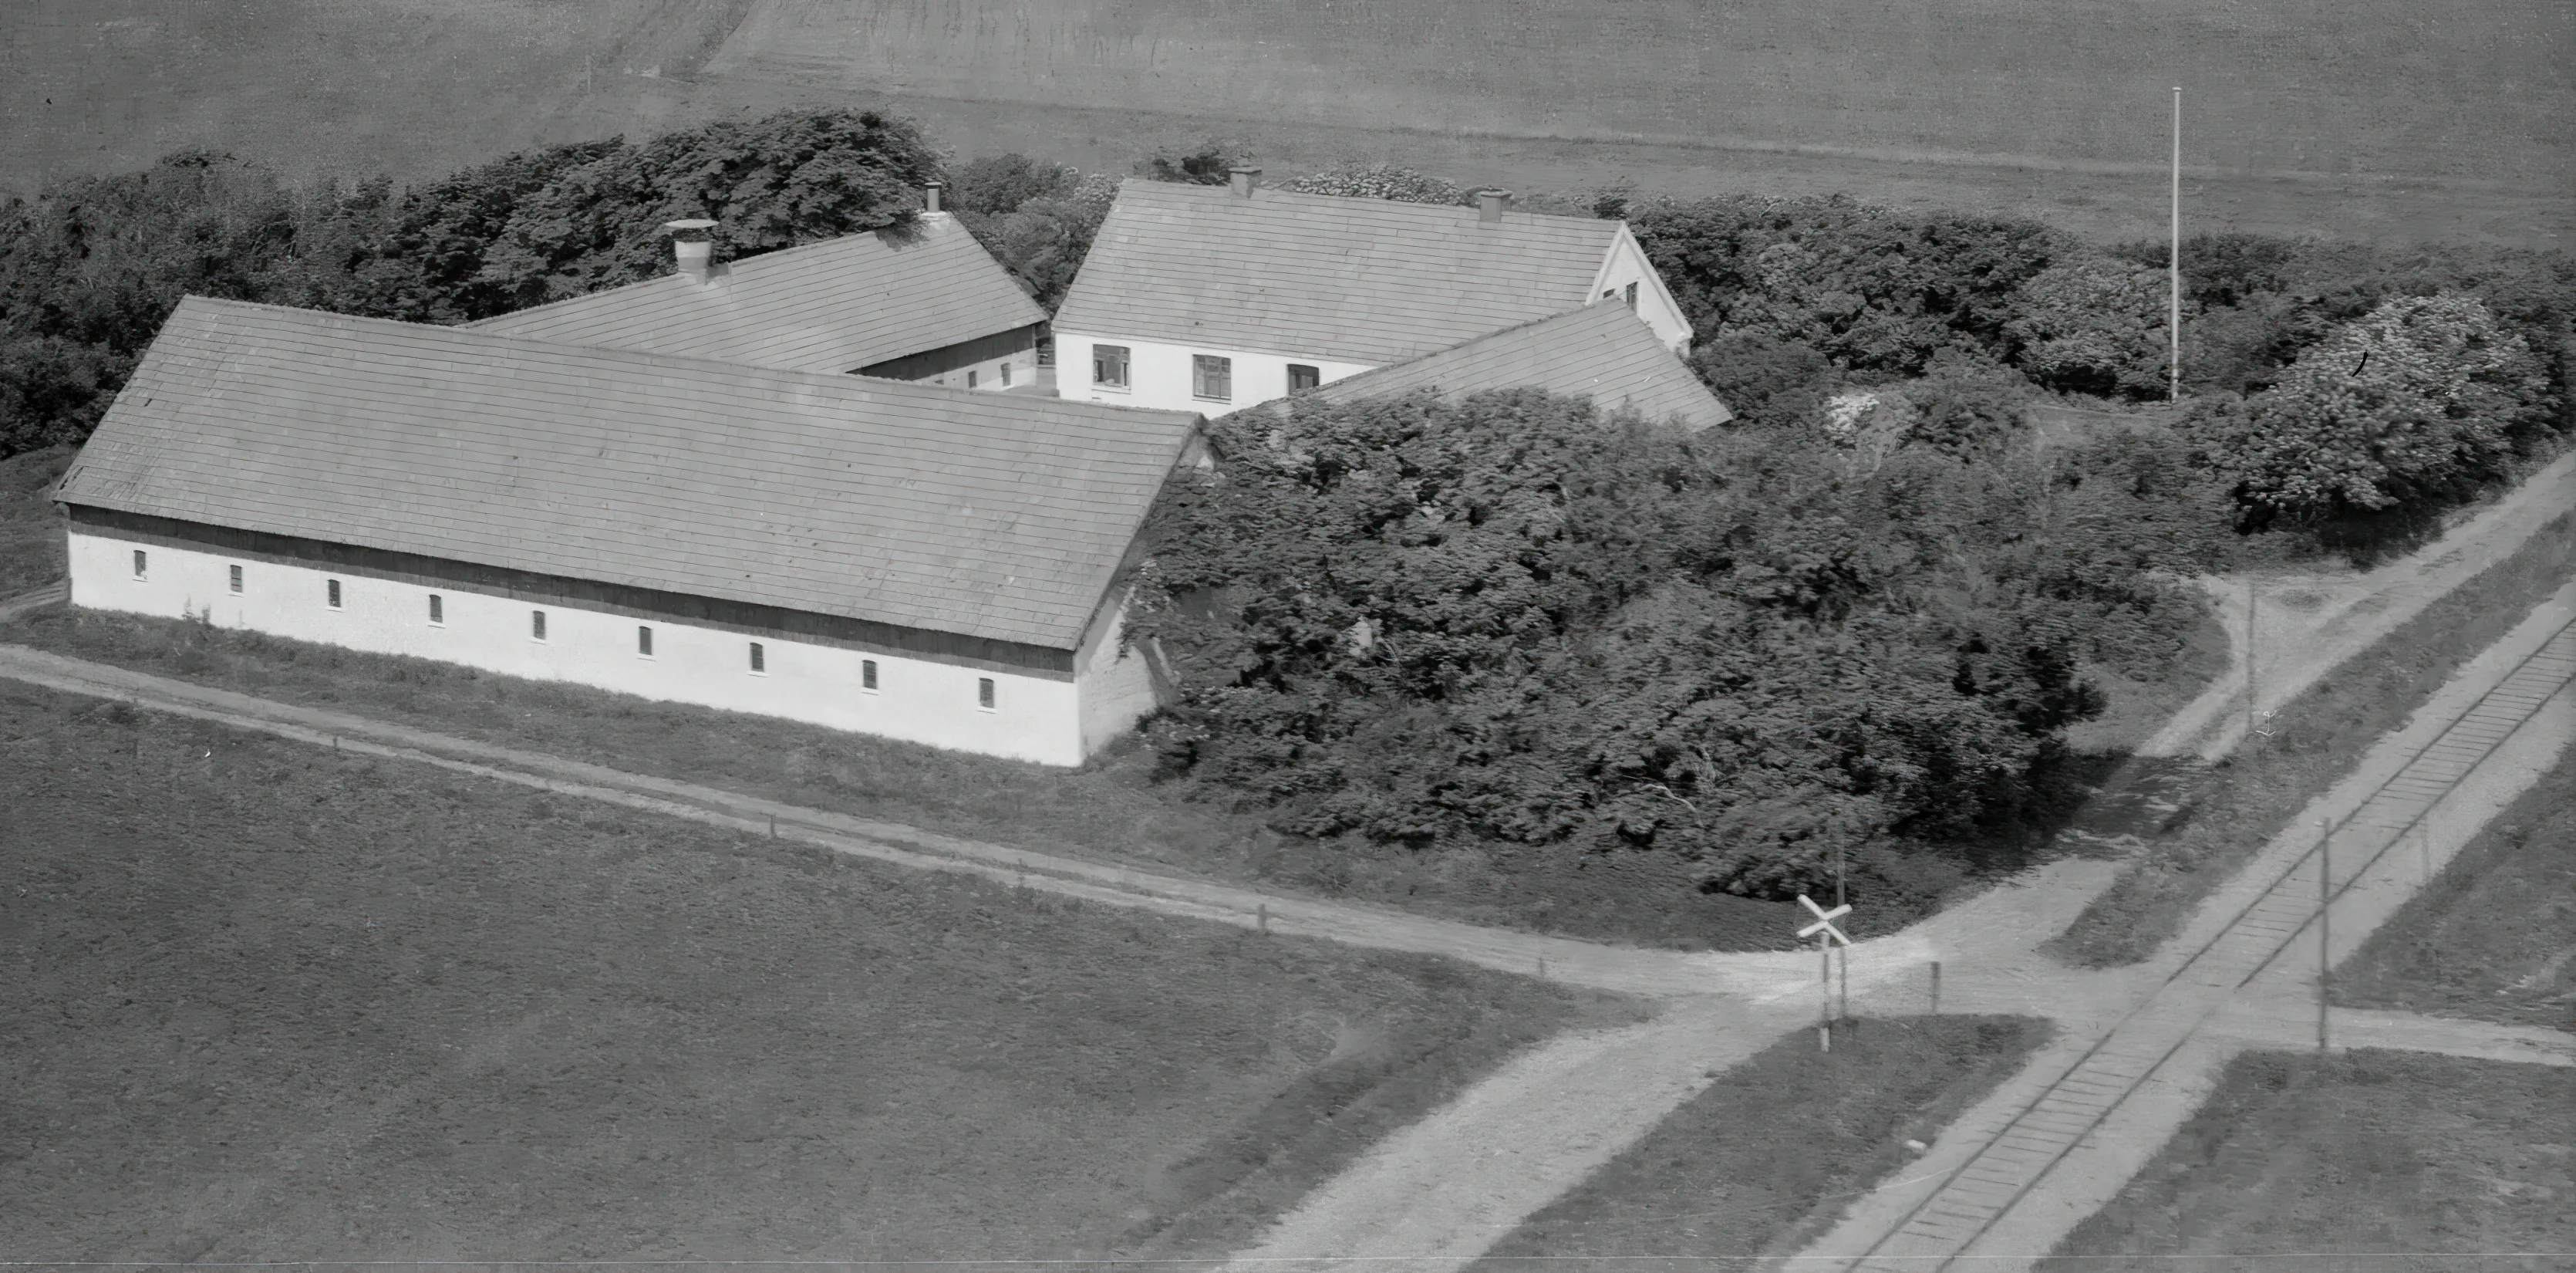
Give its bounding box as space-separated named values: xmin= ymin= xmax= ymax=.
xmin=1799 ymin=893 xmax=1853 ymax=1052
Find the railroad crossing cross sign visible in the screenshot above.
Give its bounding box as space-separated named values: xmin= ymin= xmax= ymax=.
xmin=1798 ymin=893 xmax=1853 ymax=946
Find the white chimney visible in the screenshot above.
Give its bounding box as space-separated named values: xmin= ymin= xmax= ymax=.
xmin=924 ymin=180 xmax=945 ymax=214
xmin=663 ymin=218 xmax=718 ymax=283
xmin=1478 ymin=189 xmax=1510 ymax=224
xmin=1229 ymin=165 xmax=1262 ymax=198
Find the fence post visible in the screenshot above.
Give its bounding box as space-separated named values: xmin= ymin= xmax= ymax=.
xmin=1257 ymin=901 xmax=1269 ymax=934
xmin=1930 ymin=961 xmax=1941 ymax=1016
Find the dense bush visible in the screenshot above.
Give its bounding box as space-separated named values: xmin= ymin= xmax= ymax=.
xmin=1131 ymin=388 xmax=2234 ymax=899
xmin=2185 ymin=294 xmax=2551 ymax=521
xmin=951 ymin=165 xmax=1120 ymax=312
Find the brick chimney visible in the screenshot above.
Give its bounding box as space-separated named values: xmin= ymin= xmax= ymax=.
xmin=663 ymin=218 xmax=718 ymax=283
xmin=924 ymin=180 xmax=945 ymax=214
xmin=1229 ymin=166 xmax=1262 ymax=198
xmin=1478 ymin=189 xmax=1510 ymax=224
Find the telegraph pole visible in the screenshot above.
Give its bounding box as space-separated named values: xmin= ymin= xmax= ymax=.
xmin=2317 ymin=816 xmax=2332 ymax=1054
xmin=2169 ymin=87 xmax=2183 ymax=404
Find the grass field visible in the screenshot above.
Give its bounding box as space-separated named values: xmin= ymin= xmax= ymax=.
xmin=2051 ymin=1049 xmax=2575 ymax=1272
xmin=6 ymin=1 xmax=2568 ymax=246
xmin=0 ymin=676 xmax=1639 ymax=1261
xmin=2045 ymin=508 xmax=2576 ymax=968
xmin=1468 ymin=1016 xmax=2052 ymax=1270
xmin=2334 ymin=744 xmax=2576 ymax=1032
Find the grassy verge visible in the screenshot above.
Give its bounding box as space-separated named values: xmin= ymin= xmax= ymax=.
xmin=2333 ymin=745 xmax=2576 ymax=1031
xmin=2052 ymin=1049 xmax=2574 ymax=1271
xmin=2043 ymin=508 xmax=2576 ymax=968
xmin=1465 ymin=1015 xmax=2052 ymax=1270
xmin=0 ymin=679 xmax=1643 ymax=1261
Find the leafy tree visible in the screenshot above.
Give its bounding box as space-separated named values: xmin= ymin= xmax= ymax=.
xmin=1685 ymin=331 xmax=1835 ymax=433
xmin=945 ymin=153 xmax=1075 ymax=216
xmin=954 ymin=173 xmax=1119 ymax=311
xmin=1279 ymin=164 xmax=1468 ymax=204
xmin=2003 ymin=255 xmax=2172 ymax=398
xmin=473 ymin=108 xmax=940 ymax=310
xmin=1137 ymin=140 xmax=1257 ymax=185
xmin=2190 ymin=294 xmax=2548 ymax=518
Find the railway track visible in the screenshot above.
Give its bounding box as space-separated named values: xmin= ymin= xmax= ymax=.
xmin=1819 ymin=613 xmax=2576 ymax=1273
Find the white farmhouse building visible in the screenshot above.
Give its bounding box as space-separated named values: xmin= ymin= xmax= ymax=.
xmin=467 ymin=191 xmax=1052 ymax=393
xmin=1050 ymin=170 xmax=1693 ymax=414
xmin=1248 ymin=303 xmax=1732 ymax=433
xmin=58 ymin=296 xmax=1202 ymax=766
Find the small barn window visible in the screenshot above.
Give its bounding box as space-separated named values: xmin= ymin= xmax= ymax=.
xmin=228 ymin=564 xmax=244 ymax=593
xmin=748 ymin=642 xmax=767 ymax=674
xmin=1193 ymin=355 xmax=1232 ymax=402
xmin=999 ymin=360 xmax=1013 ymax=387
xmin=427 ymin=594 xmax=443 ymax=626
xmin=531 ymin=609 xmax=547 ymax=642
xmin=967 ymin=369 xmax=979 ymax=389
xmin=861 ymin=659 xmax=878 ymax=692
xmin=1603 ymin=288 xmax=1618 ymax=301
xmin=636 ymin=625 xmax=654 ymax=657
xmin=1093 ymin=344 xmax=1129 ymax=388
xmin=1288 ymin=363 xmax=1320 ymax=393
xmin=977 ymin=677 xmax=996 ymax=711
xmin=1623 ymin=281 xmax=1639 ymax=311
xmin=326 ymin=579 xmax=342 ymax=609
xmin=131 ymin=549 xmax=148 ymax=579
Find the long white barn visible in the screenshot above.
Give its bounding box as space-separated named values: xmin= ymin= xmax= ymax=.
xmin=59 ymin=297 xmax=1202 ymax=766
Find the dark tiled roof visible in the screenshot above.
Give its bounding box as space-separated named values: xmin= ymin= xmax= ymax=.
xmin=1052 ymin=181 xmax=1623 ymax=365
xmin=1256 ymin=304 xmax=1733 ymax=432
xmin=62 ymin=298 xmax=1199 ymax=650
xmin=462 ymin=215 xmax=1047 ymax=373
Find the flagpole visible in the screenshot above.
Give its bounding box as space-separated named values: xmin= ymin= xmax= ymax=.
xmin=2170 ymin=86 xmax=2183 ymax=404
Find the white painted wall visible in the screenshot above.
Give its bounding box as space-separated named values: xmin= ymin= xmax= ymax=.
xmin=1054 ymin=330 xmax=1374 ymax=414
xmin=69 ymin=532 xmax=1104 ymax=767
xmin=916 ymin=347 xmax=1034 ymax=393
xmin=1588 ymin=226 xmax=1694 ymax=353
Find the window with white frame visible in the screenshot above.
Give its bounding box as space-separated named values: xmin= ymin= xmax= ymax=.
xmin=861 ymin=659 xmax=879 ymax=692
xmin=977 ymin=677 xmax=996 ymax=711
xmin=131 ymin=549 xmax=147 ymax=579
xmin=326 ymin=579 xmax=342 ymax=609
xmin=1288 ymin=363 xmax=1320 ymax=392
xmin=531 ymin=609 xmax=548 ymax=642
xmin=1093 ymin=343 xmax=1130 ymax=389
xmin=1623 ymin=281 xmax=1639 ymax=311
xmin=637 ymin=625 xmax=654 ymax=657
xmin=999 ymin=360 xmax=1013 ymax=387
xmin=228 ymin=564 xmax=244 ymax=593
xmin=427 ymin=594 xmax=443 ymax=626
xmin=1192 ymin=354 xmax=1232 ymax=401
xmin=748 ymin=641 xmax=767 ymax=674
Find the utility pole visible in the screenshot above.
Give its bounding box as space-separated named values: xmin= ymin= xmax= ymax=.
xmin=2245 ymin=580 xmax=2258 ymax=745
xmin=1835 ymin=842 xmax=1848 ymax=1023
xmin=2169 ymin=86 xmax=2183 ymax=404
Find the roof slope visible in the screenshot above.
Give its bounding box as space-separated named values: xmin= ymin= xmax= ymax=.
xmin=1258 ymin=304 xmax=1733 ymax=432
xmin=462 ymin=215 xmax=1048 ymax=373
xmin=1053 ymin=181 xmax=1623 ymax=366
xmin=63 ymin=298 xmax=1199 ymax=650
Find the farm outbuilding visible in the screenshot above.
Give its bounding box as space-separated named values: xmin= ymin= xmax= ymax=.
xmin=1051 ymin=171 xmax=1693 ymax=414
xmin=464 ymin=200 xmax=1052 ymax=393
xmin=58 ymin=297 xmax=1202 ymax=765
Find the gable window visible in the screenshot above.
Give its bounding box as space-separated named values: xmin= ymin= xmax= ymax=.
xmin=1192 ymin=354 xmax=1232 ymax=402
xmin=1603 ymin=288 xmax=1619 ymax=301
xmin=636 ymin=625 xmax=654 ymax=657
xmin=1288 ymin=363 xmax=1321 ymax=393
xmin=748 ymin=642 xmax=767 ymax=674
xmin=326 ymin=579 xmax=342 ymax=609
xmin=999 ymin=360 xmax=1013 ymax=387
xmin=530 ymin=609 xmax=547 ymax=642
xmin=228 ymin=564 xmax=244 ymax=594
xmin=861 ymin=659 xmax=879 ymax=692
xmin=1623 ymin=281 xmax=1639 ymax=311
xmin=131 ymin=549 xmax=148 ymax=579
xmin=977 ymin=677 xmax=996 ymax=711
xmin=1093 ymin=344 xmax=1130 ymax=389
xmin=427 ymin=594 xmax=444 ymax=626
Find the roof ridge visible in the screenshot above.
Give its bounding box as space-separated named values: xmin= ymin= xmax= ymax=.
xmin=457 ymin=218 xmax=950 ymax=329
xmin=1113 ymin=176 xmax=1623 ymax=230
xmin=174 ymin=295 xmax=1197 ymax=427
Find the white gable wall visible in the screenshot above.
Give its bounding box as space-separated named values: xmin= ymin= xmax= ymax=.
xmin=1587 ymin=227 xmax=1694 ymax=353
xmin=1054 ymin=330 xmax=1374 ymax=414
xmin=69 ymin=532 xmax=1101 ymax=767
